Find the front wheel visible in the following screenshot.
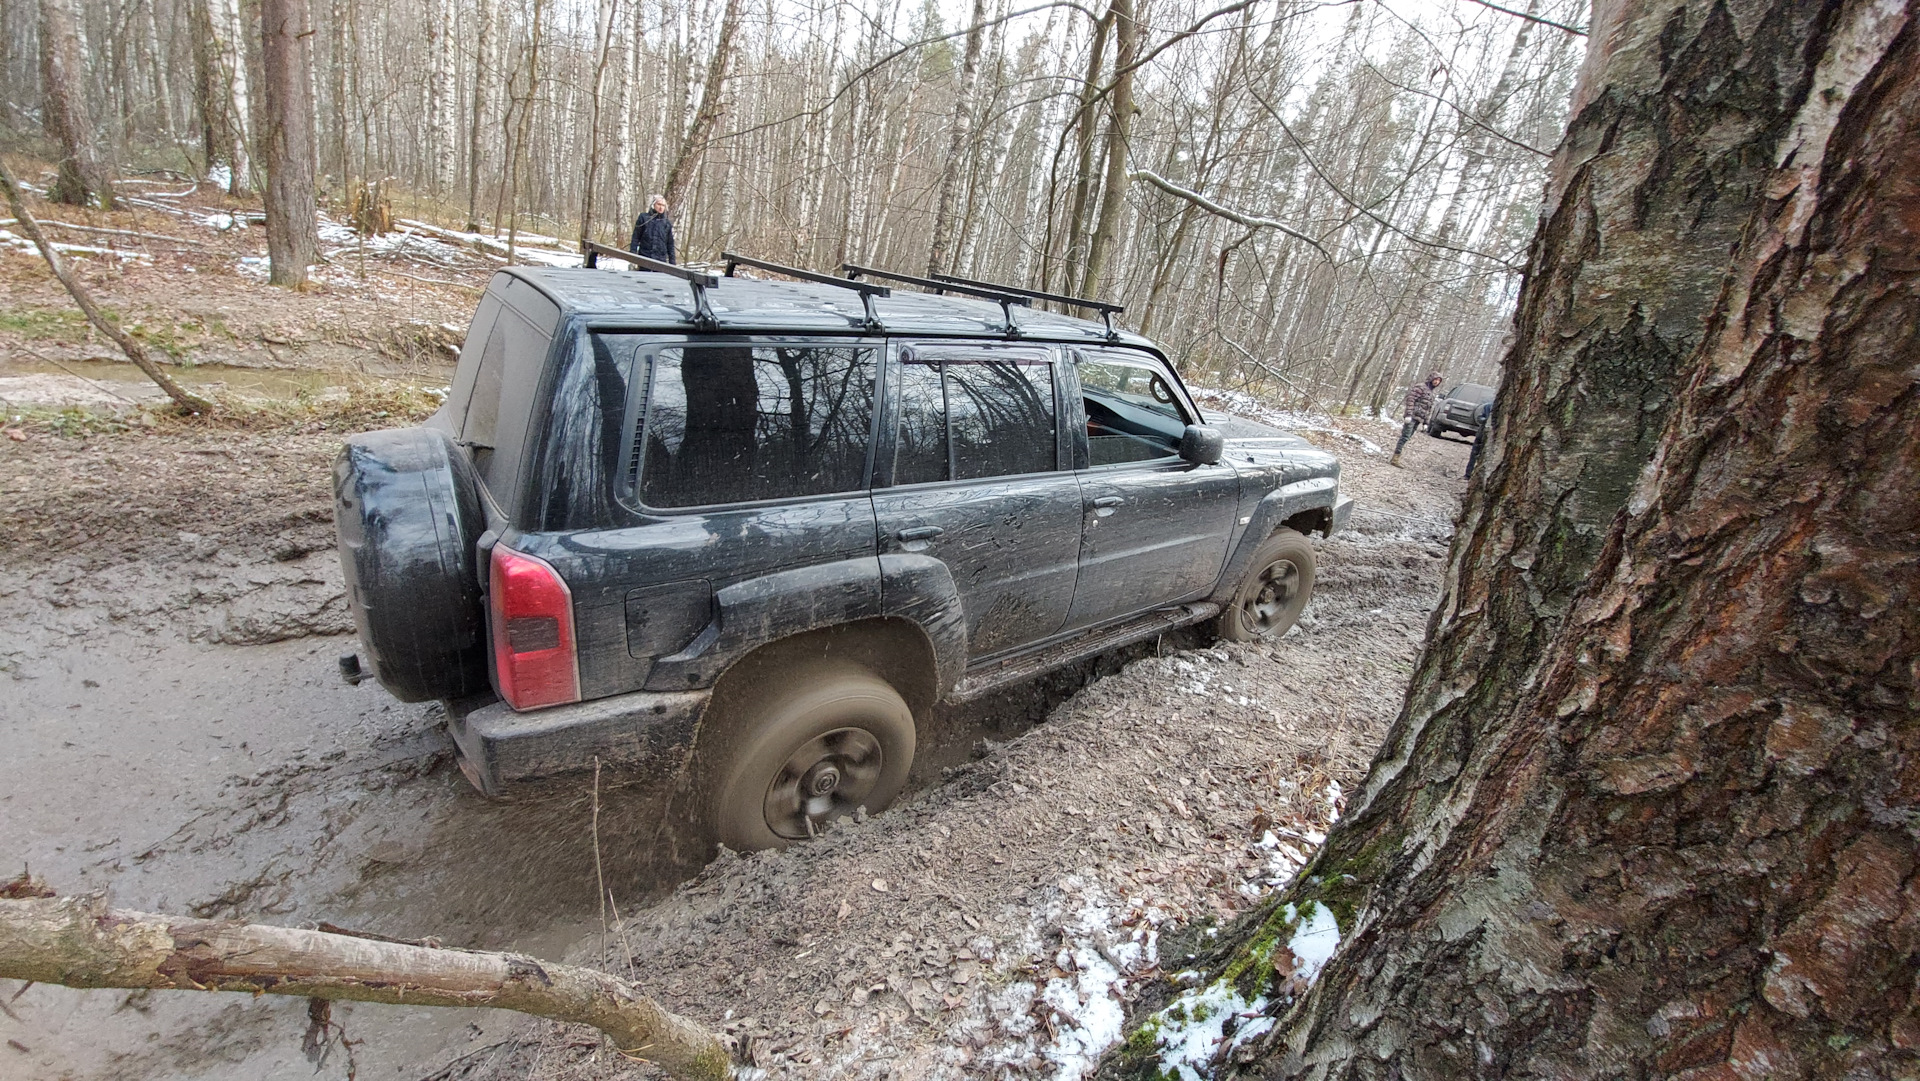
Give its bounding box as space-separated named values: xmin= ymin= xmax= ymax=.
xmin=704 ymin=661 xmax=915 ymax=851
xmin=1216 ymin=529 xmax=1316 ymax=642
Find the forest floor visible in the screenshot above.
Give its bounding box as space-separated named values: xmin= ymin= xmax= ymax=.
xmin=0 ymin=177 xmax=1478 ymax=1081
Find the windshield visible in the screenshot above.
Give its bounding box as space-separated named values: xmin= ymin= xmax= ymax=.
xmin=1447 ymin=383 xmax=1495 ymax=405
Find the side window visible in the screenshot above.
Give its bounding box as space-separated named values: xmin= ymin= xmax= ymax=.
xmin=890 ymin=352 xmax=1058 ymax=483
xmin=468 ymin=305 xmax=551 ymax=484
xmin=639 ymin=343 xmax=876 ymax=508
xmin=948 ymin=361 xmax=1055 ymax=480
xmin=1076 ymin=351 xmax=1191 ymax=465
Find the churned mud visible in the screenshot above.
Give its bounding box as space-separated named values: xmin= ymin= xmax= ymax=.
xmin=1 ymin=377 xmax=1469 ymax=1080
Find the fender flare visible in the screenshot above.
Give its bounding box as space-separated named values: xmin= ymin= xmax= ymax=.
xmin=645 ymin=557 xmax=884 ymax=690
xmin=877 ymin=553 xmax=968 ymax=699
xmin=1212 ymin=478 xmax=1340 ymax=602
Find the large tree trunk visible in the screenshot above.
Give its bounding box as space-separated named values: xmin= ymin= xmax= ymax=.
xmin=38 ymin=0 xmax=113 ymax=208
xmin=924 ymin=0 xmax=989 ymax=277
xmin=1079 ymin=0 xmax=1135 ymax=299
xmin=1101 ymin=0 xmax=1919 ymax=1076
xmin=260 ymin=0 xmax=318 ymax=286
xmin=660 ymin=0 xmax=743 ymax=214
xmin=0 ymin=892 xmax=732 ymax=1081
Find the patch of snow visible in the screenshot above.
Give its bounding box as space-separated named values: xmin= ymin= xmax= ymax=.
xmin=1149 ymin=978 xmax=1271 ymax=1081
xmin=1 ymin=229 xmax=150 ymax=261
xmin=197 ymin=211 xmax=246 ymax=231
xmin=1190 ymin=386 xmax=1384 ymax=455
xmin=1285 ymin=901 xmax=1341 ymax=983
xmin=205 ymin=164 xmax=232 ymax=189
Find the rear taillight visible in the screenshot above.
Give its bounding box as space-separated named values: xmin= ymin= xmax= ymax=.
xmin=489 ymin=544 xmax=580 ymax=710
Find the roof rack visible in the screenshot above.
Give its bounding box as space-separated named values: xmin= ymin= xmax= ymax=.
xmin=581 ymin=239 xmax=719 ymax=330
xmin=931 ymin=272 xmax=1125 ymax=340
xmin=841 ymin=262 xmax=1030 ymax=338
xmin=723 ymin=251 xmax=890 ymax=333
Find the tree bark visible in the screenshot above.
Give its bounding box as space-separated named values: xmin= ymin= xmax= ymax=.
xmin=38 ymin=0 xmax=113 ymax=208
xmin=0 ymin=893 xmax=733 ymax=1081
xmin=260 ymin=0 xmax=318 ymax=286
xmin=1079 ymin=0 xmax=1135 ymax=299
xmin=924 ymin=0 xmax=989 ymax=277
xmin=1100 ymin=0 xmax=1920 ymax=1076
xmin=660 ymin=0 xmax=743 ymax=214
xmin=0 ymin=162 xmax=212 ymax=414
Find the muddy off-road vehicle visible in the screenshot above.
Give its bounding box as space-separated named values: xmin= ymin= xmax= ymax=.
xmin=334 ymin=248 xmax=1351 ymax=849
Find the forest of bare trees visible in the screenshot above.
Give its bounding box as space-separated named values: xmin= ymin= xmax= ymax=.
xmin=1 ymin=0 xmax=1585 ymax=411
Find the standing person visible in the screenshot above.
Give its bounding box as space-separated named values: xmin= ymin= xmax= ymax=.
xmin=1390 ymin=371 xmax=1444 ymax=467
xmin=1464 ymin=398 xmax=1495 ymax=478
xmin=629 ymin=194 xmax=676 ymax=265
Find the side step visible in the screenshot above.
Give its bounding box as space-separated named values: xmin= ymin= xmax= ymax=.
xmin=947 ymin=602 xmax=1220 ymax=703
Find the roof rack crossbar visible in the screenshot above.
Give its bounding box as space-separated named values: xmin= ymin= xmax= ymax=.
xmin=723 ymin=251 xmax=890 ymax=332
xmin=582 ymin=239 xmax=719 ymax=330
xmin=841 ymin=262 xmax=1028 ymax=339
xmin=929 ymin=272 xmax=1125 ymax=340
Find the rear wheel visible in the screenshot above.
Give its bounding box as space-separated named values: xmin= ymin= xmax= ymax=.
xmin=1216 ymin=529 xmax=1316 ymax=642
xmin=704 ymin=662 xmax=915 ymax=851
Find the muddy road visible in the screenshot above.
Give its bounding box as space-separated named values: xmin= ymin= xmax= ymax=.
xmin=0 ymin=406 xmax=1473 ymax=1080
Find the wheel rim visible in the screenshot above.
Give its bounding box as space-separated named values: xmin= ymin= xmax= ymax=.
xmin=762 ymin=726 xmax=885 ymax=840
xmin=1242 ymin=558 xmax=1301 ymax=634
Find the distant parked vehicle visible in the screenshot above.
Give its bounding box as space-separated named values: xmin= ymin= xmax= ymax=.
xmin=1429 ymin=382 xmax=1495 ymax=439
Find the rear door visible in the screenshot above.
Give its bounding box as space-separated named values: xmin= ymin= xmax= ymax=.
xmin=872 ymin=342 xmax=1082 ymax=659
xmin=1064 ymin=347 xmax=1237 ymax=630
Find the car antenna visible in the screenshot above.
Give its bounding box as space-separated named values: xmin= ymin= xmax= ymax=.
xmin=929 ymin=272 xmax=1126 ymax=342
xmin=722 ymin=251 xmax=890 ymax=334
xmin=581 ymin=239 xmax=719 ymax=331
xmin=840 ymin=262 xmax=1030 ymax=340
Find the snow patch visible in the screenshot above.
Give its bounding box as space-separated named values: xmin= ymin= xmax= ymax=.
xmin=1190 ymin=386 xmax=1384 ymax=455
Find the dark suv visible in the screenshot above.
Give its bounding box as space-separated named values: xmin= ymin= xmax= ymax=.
xmin=335 ymin=257 xmax=1351 ymax=849
xmin=1429 ymin=382 xmax=1495 ymax=439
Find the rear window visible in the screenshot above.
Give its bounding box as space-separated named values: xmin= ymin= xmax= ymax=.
xmin=638 ymin=342 xmax=877 ymax=508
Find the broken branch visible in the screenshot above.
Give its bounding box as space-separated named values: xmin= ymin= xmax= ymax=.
xmin=0 ymin=894 xmax=734 ymax=1081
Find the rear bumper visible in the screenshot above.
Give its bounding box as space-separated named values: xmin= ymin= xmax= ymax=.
xmin=447 ymin=688 xmax=710 ymax=799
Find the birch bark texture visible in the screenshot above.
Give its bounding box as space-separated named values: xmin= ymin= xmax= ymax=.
xmin=259 ymin=0 xmax=318 ymax=286
xmin=1099 ymin=0 xmax=1920 ymax=1076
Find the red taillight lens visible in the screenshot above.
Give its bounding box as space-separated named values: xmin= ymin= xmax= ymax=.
xmin=489 ymin=544 xmax=580 ymax=710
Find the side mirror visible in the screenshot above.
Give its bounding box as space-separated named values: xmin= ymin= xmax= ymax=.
xmin=1179 ymin=425 xmax=1224 ymax=466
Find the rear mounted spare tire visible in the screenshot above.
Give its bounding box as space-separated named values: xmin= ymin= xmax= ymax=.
xmin=334 ymin=427 xmax=489 ymax=702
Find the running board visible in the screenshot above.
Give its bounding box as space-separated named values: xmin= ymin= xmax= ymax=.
xmin=947 ymin=602 xmax=1220 ymax=703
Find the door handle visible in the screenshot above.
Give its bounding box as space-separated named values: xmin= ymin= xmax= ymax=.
xmin=896 ymin=525 xmax=945 ymax=542
xmin=1091 ymin=495 xmax=1126 ymax=508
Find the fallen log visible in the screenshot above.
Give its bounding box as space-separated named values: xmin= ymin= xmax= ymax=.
xmin=0 ymin=891 xmax=734 ymax=1081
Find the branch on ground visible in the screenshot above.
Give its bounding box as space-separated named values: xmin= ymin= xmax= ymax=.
xmin=0 ymin=161 xmax=214 ymax=415
xmin=0 ymin=884 xmax=736 ymax=1081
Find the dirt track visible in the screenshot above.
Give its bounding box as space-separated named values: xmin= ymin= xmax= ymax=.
xmin=0 ymin=382 xmax=1473 ymax=1079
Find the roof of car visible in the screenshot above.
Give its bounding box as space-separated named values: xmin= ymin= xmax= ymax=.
xmin=504 ymin=266 xmax=1161 ymax=351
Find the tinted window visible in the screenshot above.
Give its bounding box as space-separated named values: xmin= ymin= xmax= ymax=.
xmin=894 ymin=359 xmax=949 ymax=485
xmin=892 ymin=355 xmax=1057 ymax=484
xmin=529 ymin=332 xmax=642 ymax=530
xmin=1447 ymin=383 xmax=1495 ymax=405
xmin=947 ymin=361 xmax=1056 ymax=480
xmin=640 ymin=343 xmax=876 ymax=508
xmin=1077 ymin=351 xmax=1190 ymax=465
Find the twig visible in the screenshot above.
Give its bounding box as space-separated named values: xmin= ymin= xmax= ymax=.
xmin=593 ymin=757 xmax=608 ymax=970
xmin=1458 ymin=0 xmax=1586 ymax=35
xmin=0 ymin=163 xmax=212 ymax=414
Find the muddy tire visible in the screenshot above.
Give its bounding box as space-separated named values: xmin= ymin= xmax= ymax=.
xmin=705 ymin=662 xmax=915 ymax=852
xmin=1216 ymin=528 xmax=1315 ymax=642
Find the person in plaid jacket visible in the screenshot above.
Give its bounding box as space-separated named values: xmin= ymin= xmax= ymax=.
xmin=1391 ymin=372 xmax=1443 ymax=467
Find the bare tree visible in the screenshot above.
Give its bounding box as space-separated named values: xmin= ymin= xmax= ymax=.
xmin=926 ymin=0 xmax=990 ymax=277
xmin=660 ymin=0 xmax=742 ymax=214
xmin=37 ymin=0 xmax=113 ymax=208
xmin=259 ymin=0 xmax=318 ymax=285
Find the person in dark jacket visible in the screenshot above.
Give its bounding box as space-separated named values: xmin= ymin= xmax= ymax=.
xmin=629 ymin=194 xmax=676 ymax=264
xmin=1465 ymin=399 xmax=1494 ymax=478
